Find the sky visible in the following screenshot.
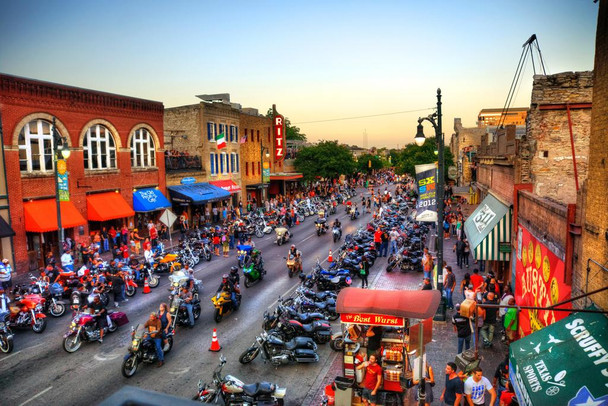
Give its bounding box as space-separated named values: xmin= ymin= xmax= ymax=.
xmin=0 ymin=0 xmax=598 ymax=148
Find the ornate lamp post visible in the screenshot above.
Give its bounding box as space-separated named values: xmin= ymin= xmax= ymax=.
xmin=51 ymin=118 xmax=71 ymax=257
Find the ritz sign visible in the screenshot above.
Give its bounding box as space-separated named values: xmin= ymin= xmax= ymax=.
xmin=274 ymin=114 xmax=284 ymax=161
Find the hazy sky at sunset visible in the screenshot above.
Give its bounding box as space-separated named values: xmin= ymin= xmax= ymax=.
xmin=0 ymin=0 xmax=598 ymax=148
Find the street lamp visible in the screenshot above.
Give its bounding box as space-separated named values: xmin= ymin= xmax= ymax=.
xmin=51 ymin=117 xmax=71 ymax=258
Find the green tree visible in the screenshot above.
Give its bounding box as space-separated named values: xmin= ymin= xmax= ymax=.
xmin=294 ymin=141 xmax=357 ymax=181
xmin=357 ymin=153 xmax=384 ymax=173
xmin=394 ymin=137 xmax=454 ymax=178
xmin=265 ymin=108 xmax=307 ymax=141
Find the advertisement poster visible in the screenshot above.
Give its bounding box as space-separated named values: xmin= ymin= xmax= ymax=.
xmin=262 ymin=162 xmax=270 ymax=183
xmin=414 ymin=163 xmax=437 ymax=222
xmin=57 ymin=159 xmax=70 ymax=201
xmin=515 ymin=226 xmax=571 ymax=338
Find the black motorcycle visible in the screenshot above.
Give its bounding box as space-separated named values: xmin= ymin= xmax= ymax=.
xmin=263 ymin=312 xmax=332 ymax=344
xmin=169 ymin=295 xmax=201 ymax=328
xmin=0 ymin=311 xmax=14 ymax=353
xmin=239 ymin=330 xmax=318 ymax=366
xmin=121 ymin=325 xmax=174 ymax=377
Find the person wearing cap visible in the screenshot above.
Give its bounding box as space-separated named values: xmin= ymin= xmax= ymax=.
xmin=61 ymin=250 xmax=74 ymax=272
xmin=0 ymin=259 xmax=11 ymax=290
xmin=389 ymin=227 xmax=399 ymax=256
xmin=452 ymin=303 xmax=472 ymax=354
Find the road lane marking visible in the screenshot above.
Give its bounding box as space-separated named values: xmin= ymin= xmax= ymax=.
xmin=19 ymin=386 xmax=52 ymax=406
xmin=0 ymin=350 xmax=21 ymax=362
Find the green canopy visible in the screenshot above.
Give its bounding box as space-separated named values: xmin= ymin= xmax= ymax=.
xmin=509 ymin=311 xmax=608 ymax=406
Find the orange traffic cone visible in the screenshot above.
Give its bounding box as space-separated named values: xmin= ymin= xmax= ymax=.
xmin=296 ymin=218 xmax=300 ymax=225
xmin=143 ymin=277 xmax=151 ymax=294
xmin=328 ymin=250 xmax=333 ymax=263
xmin=209 ymin=328 xmax=222 ymax=352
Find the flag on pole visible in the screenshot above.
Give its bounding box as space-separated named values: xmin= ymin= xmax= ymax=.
xmin=216 ymin=132 xmax=226 ymax=149
xmin=240 ymin=135 xmax=247 ymax=144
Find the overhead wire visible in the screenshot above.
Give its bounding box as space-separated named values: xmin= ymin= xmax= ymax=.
xmin=293 ymin=107 xmax=434 ymax=125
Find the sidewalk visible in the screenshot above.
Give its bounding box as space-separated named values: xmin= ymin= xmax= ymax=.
xmin=309 ymin=230 xmax=507 ymax=405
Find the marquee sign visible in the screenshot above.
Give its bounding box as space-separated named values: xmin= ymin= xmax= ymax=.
xmin=274 ymin=114 xmax=284 ymax=161
xmin=340 ymin=313 xmax=404 ymax=327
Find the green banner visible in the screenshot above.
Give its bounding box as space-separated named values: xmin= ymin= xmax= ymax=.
xmin=263 ymin=168 xmax=270 ymax=183
xmin=57 ymin=159 xmax=70 ymax=202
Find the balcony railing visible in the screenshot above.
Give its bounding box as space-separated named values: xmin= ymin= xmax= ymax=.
xmin=165 ymin=155 xmax=202 ymax=171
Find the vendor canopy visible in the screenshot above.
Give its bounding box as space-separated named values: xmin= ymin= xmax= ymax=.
xmin=509 ymin=310 xmax=608 ymax=406
xmin=336 ymin=288 xmax=441 ymax=320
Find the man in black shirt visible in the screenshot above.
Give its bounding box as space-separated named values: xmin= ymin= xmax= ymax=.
xmin=88 ymin=295 xmax=107 ymax=343
xmin=452 ymin=304 xmax=472 ymax=354
xmin=480 ymin=291 xmax=499 ymax=348
xmin=440 ymin=362 xmax=464 ymax=406
xmin=366 ymin=325 xmax=383 ymax=358
xmin=421 ymin=277 xmax=433 ymax=290
xmin=493 ymin=355 xmax=510 ymax=404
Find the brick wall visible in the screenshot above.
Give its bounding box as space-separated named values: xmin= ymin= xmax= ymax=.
xmin=239 ymin=112 xmax=272 ymax=201
xmin=477 ymin=164 xmax=514 ymax=205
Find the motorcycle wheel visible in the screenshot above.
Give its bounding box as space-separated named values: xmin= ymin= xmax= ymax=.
xmin=255 ymin=229 xmax=264 ymax=238
xmin=63 ymin=335 xmax=82 ymax=353
xmin=206 ymin=253 xmax=212 ymax=261
xmin=214 ymin=309 xmax=223 ymax=323
xmin=288 ymin=267 xmax=294 ymax=278
xmin=333 ymin=234 xmax=338 ymax=243
xmin=163 ymin=336 xmax=174 ymax=354
xmin=193 ymin=305 xmax=201 ymax=320
xmin=317 ymin=229 xmax=321 ymax=237
xmin=108 ymin=321 xmax=118 ymax=333
xmin=277 ymin=238 xmax=282 ymax=246
xmin=50 ymin=302 xmax=66 ymax=317
xmin=281 ymin=297 xmax=294 ymax=307
xmin=386 ymin=263 xmax=395 ymax=272
xmin=121 ymin=355 xmax=139 ymax=378
xmin=244 ymin=277 xmax=252 ymax=288
xmin=0 ymin=334 xmax=14 ymax=354
xmin=329 ymin=335 xmax=345 ymax=351
xmin=193 ymin=256 xmax=200 ymax=265
xmin=32 ymin=318 xmax=47 ymax=333
xmin=148 ymin=276 xmax=160 ymax=288
xmin=238 ymin=346 xmax=260 ymax=364
xmin=126 ymin=285 xmax=136 ymax=297
xmin=313 ymin=330 xmax=330 ymax=344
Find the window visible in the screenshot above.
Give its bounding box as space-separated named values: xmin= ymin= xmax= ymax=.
xmin=229 ymin=125 xmax=234 ymax=143
xmin=18 ymin=119 xmax=55 ymax=173
xmin=230 ymin=153 xmax=235 ymax=173
xmin=257 ymin=130 xmax=260 ymax=143
xmin=219 ymin=124 xmax=226 ymax=141
xmin=220 ymin=152 xmax=228 ymax=174
xmin=235 ymin=126 xmax=239 ymax=143
xmin=236 ymin=154 xmax=239 ymax=173
xmin=207 ymin=122 xmax=217 ymax=141
xmin=130 ymin=128 xmax=155 ymax=168
xmin=83 ymin=124 xmax=116 ymax=170
xmin=258 ymin=161 xmax=261 ymax=174
xmin=210 ymin=152 xmax=216 ymax=175
xmin=244 ymin=128 xmax=248 ymax=143
xmin=245 ymin=162 xmax=249 ymax=176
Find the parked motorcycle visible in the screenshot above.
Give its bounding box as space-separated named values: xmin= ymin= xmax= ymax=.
xmin=263 ymin=310 xmax=332 ymax=344
xmin=121 ymin=324 xmax=174 ymax=377
xmin=275 ymin=227 xmax=291 ymax=246
xmin=194 ymin=355 xmax=287 ymax=405
xmin=239 ymin=330 xmax=318 ymax=366
xmin=7 ymin=295 xmax=47 ymax=333
xmin=211 ymin=291 xmax=241 ymax=323
xmin=63 ymin=310 xmax=127 ymax=353
xmin=0 ymin=311 xmax=14 ymax=353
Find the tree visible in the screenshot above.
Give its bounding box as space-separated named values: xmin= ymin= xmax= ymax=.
xmin=357 ymin=153 xmax=384 ymax=173
xmin=294 ymin=141 xmax=357 ymax=181
xmin=265 ymin=108 xmax=307 ymax=141
xmin=394 ymin=137 xmax=454 ymax=178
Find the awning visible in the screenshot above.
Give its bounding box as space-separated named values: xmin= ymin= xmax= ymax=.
xmin=463 ymin=193 xmax=512 ymax=261
xmin=509 ymin=310 xmax=608 ymax=406
xmin=24 ymin=199 xmax=87 ymax=232
xmin=133 ymin=188 xmax=171 ymax=212
xmin=87 ymin=192 xmax=135 ymax=221
xmin=270 ymin=173 xmax=303 ymax=181
xmin=0 ymin=216 xmax=15 ymax=238
xmin=167 ymin=182 xmax=230 ymax=204
xmin=336 ymin=288 xmax=441 ymax=320
xmin=209 ymin=179 xmax=241 ymax=194
xmin=245 ymin=183 xmax=268 ymax=190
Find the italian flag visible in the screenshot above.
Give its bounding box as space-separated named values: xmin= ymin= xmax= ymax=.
xmin=216 ymin=132 xmax=226 ymax=149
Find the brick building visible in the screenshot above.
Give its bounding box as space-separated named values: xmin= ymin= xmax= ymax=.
xmin=0 ymin=74 xmax=166 ymax=272
xmin=239 ymin=108 xmax=273 ymax=204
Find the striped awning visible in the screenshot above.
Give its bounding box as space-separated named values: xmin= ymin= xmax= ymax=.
xmin=464 ymin=193 xmax=512 ymax=261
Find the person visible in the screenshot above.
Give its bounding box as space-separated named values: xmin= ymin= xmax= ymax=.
xmin=422 ymin=248 xmax=433 ymax=280
xmin=144 ymin=312 xmax=164 ymax=367
xmin=444 ymin=266 xmax=456 ymax=310
xmin=356 ymin=354 xmax=383 ymax=406
xmin=480 ymin=291 xmax=499 ymax=348
xmin=454 ymin=238 xmax=466 ymax=269
xmin=88 ymin=295 xmax=107 ymax=343
xmin=222 ymin=230 xmax=230 ymax=258
xmin=498 ymin=380 xmax=517 ymax=406
xmin=228 ymin=266 xmax=240 ymax=287
xmin=464 ymin=367 xmax=496 ymax=406
xmin=148 ymin=221 xmax=159 ymax=248
xmin=0 ymin=287 xmax=10 ymax=313
xmin=413 ymin=362 xmax=435 ymax=406
xmin=389 ymin=227 xmax=399 ymax=255
xmin=503 ymin=298 xmax=518 ymax=344
xmin=359 ymin=257 xmax=370 ymax=289
xmin=452 ymin=303 xmax=472 ymax=354
xmin=470 ymin=269 xmax=485 ymax=299
xmin=101 ymin=227 xmax=110 ymax=253
xmin=288 ymin=244 xmax=302 ymax=272
xmin=179 ymin=286 xmax=195 ymax=328
xmin=212 ymin=233 xmax=221 ymax=256
xmin=45 ymin=251 xmax=56 ymax=267
xmin=365 ymin=325 xmax=383 ymax=358
xmin=441 ymin=362 xmax=464 ymax=406
xmin=493 ymin=354 xmax=509 ymax=406
xmin=421 ymin=277 xmax=433 ymax=290
xmin=380 ymin=228 xmax=389 ymax=257
xmin=460 ymin=273 xmax=471 ymax=297
xmin=462 ymin=238 xmax=471 ymax=267
xmin=373 ymin=228 xmax=382 ymax=252
xmin=61 ymin=250 xmax=74 ymax=272
xmin=217 ymin=274 xmax=240 ymax=310
xmin=112 ymin=270 xmax=126 ymax=308
xmin=0 ymin=259 xmax=12 ymax=290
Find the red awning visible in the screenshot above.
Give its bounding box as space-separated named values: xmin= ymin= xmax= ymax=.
xmin=24 ymin=199 xmax=87 ymax=233
xmin=336 ymin=288 xmax=441 ymax=320
xmin=209 ymin=179 xmax=241 ymax=194
xmin=269 ymin=173 xmax=303 ymax=181
xmin=87 ymin=192 xmax=135 ymax=221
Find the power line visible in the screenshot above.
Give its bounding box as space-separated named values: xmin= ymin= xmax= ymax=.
xmin=293 ymin=107 xmax=435 ymax=125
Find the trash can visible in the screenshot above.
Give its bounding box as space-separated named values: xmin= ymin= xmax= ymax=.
xmin=334 ymin=377 xmax=355 ymax=406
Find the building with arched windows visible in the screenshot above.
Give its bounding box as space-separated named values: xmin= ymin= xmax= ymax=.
xmin=0 ymin=74 xmax=166 ymax=272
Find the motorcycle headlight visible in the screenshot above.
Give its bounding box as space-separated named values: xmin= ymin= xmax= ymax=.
xmin=70 ymin=322 xmax=76 ymax=328
xmin=132 ymin=340 xmax=139 ymax=349
xmin=35 ymin=304 xmax=42 ymax=311
xmin=170 ymin=307 xmax=176 ymax=313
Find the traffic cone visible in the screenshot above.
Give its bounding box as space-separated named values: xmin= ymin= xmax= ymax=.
xmin=143 ymin=277 xmax=151 ymax=294
xmin=328 ymin=250 xmax=333 ymax=263
xmin=296 ymin=218 xmax=300 ymax=225
xmin=209 ymin=328 xmax=222 ymax=352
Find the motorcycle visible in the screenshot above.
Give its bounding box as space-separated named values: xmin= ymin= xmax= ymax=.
xmin=211 ymin=290 xmax=241 ymax=323
xmin=315 ymin=218 xmax=327 ymax=236
xmin=122 ymin=324 xmax=174 ymax=378
xmin=332 ymin=226 xmax=342 ymax=243
xmin=349 ymin=207 xmax=359 ymax=220
xmin=7 ymin=295 xmax=47 ymax=333
xmin=0 ymin=311 xmax=14 ymax=353
xmin=194 ymin=355 xmax=286 ymax=405
xmin=239 ymin=330 xmax=318 ymax=366
xmin=243 ymin=256 xmax=265 ymax=288
xmin=274 ymin=227 xmax=291 ymax=246
xmin=131 ymin=263 xmax=160 ymax=288
xmin=263 ymin=311 xmax=332 ymax=344
xmin=63 ymin=310 xmax=127 ymax=353
xmin=285 ymin=255 xmax=299 ymax=278
xmin=237 ymin=245 xmax=253 ymax=268
xmin=169 ymin=294 xmax=202 ymax=328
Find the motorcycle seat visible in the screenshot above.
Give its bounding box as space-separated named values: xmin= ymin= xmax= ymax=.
xmin=242 ymin=382 xmax=274 ymax=397
xmin=330 ymin=276 xmax=340 ymax=284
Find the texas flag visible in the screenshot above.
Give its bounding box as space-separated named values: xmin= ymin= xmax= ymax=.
xmin=216 ymin=132 xmax=226 ymax=149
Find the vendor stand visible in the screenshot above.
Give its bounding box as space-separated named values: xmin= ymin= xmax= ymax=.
xmin=334 ymin=288 xmax=440 ymax=405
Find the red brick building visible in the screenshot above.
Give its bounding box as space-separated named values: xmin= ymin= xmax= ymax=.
xmin=0 ymin=74 xmax=166 ymax=272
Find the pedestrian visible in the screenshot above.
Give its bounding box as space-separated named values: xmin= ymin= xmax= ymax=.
xmin=112 ymin=270 xmax=127 ymax=308
xmin=470 ymin=268 xmax=485 ymax=300
xmin=212 ymin=206 xmax=218 ymax=223
xmin=440 ymin=362 xmax=464 ymax=406
xmin=503 ymin=298 xmax=518 ymax=344
xmin=389 ymin=227 xmax=399 ymax=256
xmin=422 ymin=248 xmax=433 ymax=280
xmin=222 ymin=230 xmax=230 ymax=257
xmin=356 ymin=354 xmax=382 ymax=406
xmin=373 ymin=227 xmax=382 ymax=252
xmin=452 ymin=303 xmax=472 ymax=354
xmin=493 ymin=354 xmax=509 ymax=405
xmin=413 ymin=362 xmax=435 ymax=406
xmin=462 ymin=238 xmax=470 ymax=267
xmin=61 ymin=249 xmax=74 ymax=272
xmin=121 ymin=224 xmax=129 ymax=246
xmin=359 ymin=257 xmax=370 ymax=289
xmin=480 ymin=291 xmax=499 ymax=348
xmin=212 ymin=232 xmax=221 ymax=256
xmin=45 ymin=251 xmax=56 ymax=267
xmin=0 ymin=259 xmax=11 ymax=290
xmin=421 ymin=277 xmax=433 ymax=290
xmin=205 ymin=207 xmax=211 ymax=224
xmin=444 ymin=266 xmax=456 ymax=310
xmin=101 ymin=227 xmax=109 ymax=253
xmin=148 ymin=221 xmax=159 ymax=248
xmin=454 ymin=238 xmax=465 ymax=268
xmin=464 ymin=367 xmax=496 ymax=406
xmin=228 ymin=224 xmax=235 ymax=250
xmin=380 ymin=228 xmax=389 ymax=257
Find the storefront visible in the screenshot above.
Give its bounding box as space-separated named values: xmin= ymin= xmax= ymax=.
xmin=244 ymin=183 xmax=267 ymax=208
xmin=132 ymin=188 xmax=172 ymax=235
xmin=269 ymin=173 xmax=303 ymax=198
xmin=209 ymin=179 xmax=242 ymax=207
xmin=86 ymin=191 xmax=136 ymax=245
xmin=509 ymin=310 xmax=608 ymax=406
xmin=463 ymin=192 xmax=512 ymax=284
xmin=167 ymin=182 xmax=230 ymax=222
xmin=23 ymin=199 xmax=87 ymax=270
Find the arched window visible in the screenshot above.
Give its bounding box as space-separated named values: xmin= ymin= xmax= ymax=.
xmin=83 ymin=124 xmax=116 ymax=170
xmin=18 ymin=119 xmax=55 ymax=173
xmin=130 ymin=128 xmax=155 ymax=168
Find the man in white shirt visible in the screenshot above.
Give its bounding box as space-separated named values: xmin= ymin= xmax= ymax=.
xmin=389 ymin=228 xmax=399 ymax=255
xmin=61 ymin=250 xmax=74 ymax=272
xmin=464 ymin=367 xmax=496 ymax=406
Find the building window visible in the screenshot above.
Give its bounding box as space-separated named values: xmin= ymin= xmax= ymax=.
xmin=210 ymin=152 xmax=216 ymax=175
xmin=267 ymin=127 xmax=271 ymax=142
xmin=83 ymin=124 xmax=116 ymax=170
xmin=207 ymin=122 xmax=217 ymax=141
xmin=18 ymin=119 xmax=55 ymax=173
xmin=245 ymin=162 xmax=249 ymax=176
xmin=130 ymin=128 xmax=155 ymax=168
xmin=220 ymin=152 xmax=227 ymax=174
xmin=236 ymin=154 xmax=239 ymax=173
xmin=258 ymin=161 xmax=261 ymax=174
xmin=257 ymin=130 xmax=260 ymax=143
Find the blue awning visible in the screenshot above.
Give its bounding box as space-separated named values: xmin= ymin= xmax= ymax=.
xmin=167 ymin=183 xmax=230 ymax=204
xmin=133 ymin=188 xmax=172 ymax=212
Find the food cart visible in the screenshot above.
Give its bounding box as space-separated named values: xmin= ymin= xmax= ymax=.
xmin=333 ymin=288 xmax=440 ymax=405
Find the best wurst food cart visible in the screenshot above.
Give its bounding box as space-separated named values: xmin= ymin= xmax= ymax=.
xmin=334 ymin=288 xmax=440 ymax=405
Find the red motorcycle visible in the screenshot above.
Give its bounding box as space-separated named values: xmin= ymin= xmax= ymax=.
xmin=63 ymin=310 xmax=128 ymax=353
xmin=8 ymin=295 xmax=47 ymax=333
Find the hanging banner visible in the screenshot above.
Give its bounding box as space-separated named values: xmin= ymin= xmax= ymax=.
xmin=415 ymin=163 xmax=437 ymax=222
xmin=262 ymin=162 xmax=270 ymax=183
xmin=57 ymin=159 xmax=70 ymax=202
xmin=274 ymin=114 xmax=284 ymax=161
xmin=515 ymin=226 xmax=571 ymax=338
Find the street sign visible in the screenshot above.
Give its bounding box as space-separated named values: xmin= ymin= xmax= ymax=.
xmin=159 ymin=209 xmax=177 ymax=227
xmin=448 ymin=166 xmax=457 ymax=180
xmin=181 ymin=177 xmax=196 ymax=185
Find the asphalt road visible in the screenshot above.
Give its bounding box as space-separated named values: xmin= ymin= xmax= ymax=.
xmin=0 ymin=187 xmax=390 ymax=406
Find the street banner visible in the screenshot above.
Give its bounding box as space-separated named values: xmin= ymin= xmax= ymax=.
xmin=515 ymin=226 xmax=571 ymax=338
xmin=274 ymin=114 xmax=284 ymax=161
xmin=57 ymin=159 xmax=70 ymax=202
xmin=263 ymin=162 xmax=270 ymax=183
xmin=415 ymin=163 xmax=437 ymax=222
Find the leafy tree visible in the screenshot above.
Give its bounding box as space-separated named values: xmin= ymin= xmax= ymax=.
xmin=394 ymin=137 xmax=454 ymax=178
xmin=357 ymin=153 xmax=384 ymax=173
xmin=265 ymin=108 xmax=307 ymax=141
xmin=294 ymin=141 xmax=357 ymax=181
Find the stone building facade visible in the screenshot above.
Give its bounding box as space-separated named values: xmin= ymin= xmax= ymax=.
xmin=449 ymin=118 xmax=485 ymax=186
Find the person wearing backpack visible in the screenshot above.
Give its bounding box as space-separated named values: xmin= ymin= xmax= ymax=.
xmin=359 ymin=257 xmax=370 ymax=288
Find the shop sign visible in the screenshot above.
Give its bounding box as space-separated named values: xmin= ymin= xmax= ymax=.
xmin=57 ymin=159 xmax=70 ymax=202
xmin=414 ymin=163 xmax=437 ymax=222
xmin=448 ymin=166 xmax=457 ymax=180
xmin=499 ymin=242 xmax=512 ymax=253
xmin=472 ymin=202 xmax=496 ymax=233
xmin=274 ymin=114 xmax=284 ymax=161
xmin=340 ymin=313 xmax=404 ymax=327
xmin=515 ymin=226 xmax=571 ymax=338
xmin=181 ymin=177 xmax=196 ymax=185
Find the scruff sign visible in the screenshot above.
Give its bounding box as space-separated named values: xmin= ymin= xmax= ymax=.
xmin=274 ymin=114 xmax=284 ymax=161
xmin=515 ymin=226 xmax=571 ymax=338
xmin=340 ymin=313 xmax=404 ymax=327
